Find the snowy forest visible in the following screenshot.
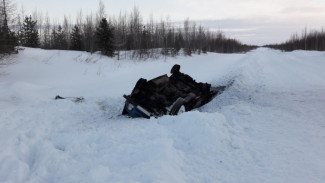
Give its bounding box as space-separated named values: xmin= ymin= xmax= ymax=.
xmin=265 ymin=28 xmax=325 ymax=51
xmin=2 ymin=0 xmax=325 ymax=57
xmin=0 ymin=0 xmax=257 ymax=58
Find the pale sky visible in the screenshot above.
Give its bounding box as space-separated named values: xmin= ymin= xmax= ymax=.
xmin=16 ymin=0 xmax=325 ymax=45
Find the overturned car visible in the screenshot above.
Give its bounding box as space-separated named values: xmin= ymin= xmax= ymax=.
xmin=122 ymin=64 xmax=227 ymax=118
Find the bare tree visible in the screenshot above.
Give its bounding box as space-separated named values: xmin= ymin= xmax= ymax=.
xmin=190 ymin=21 xmax=196 ymax=53
xmin=183 ymin=18 xmax=191 ymax=56
xmin=37 ymin=10 xmax=43 ymax=44
xmin=303 ymin=27 xmax=307 ymax=50
xmin=62 ymin=15 xmax=70 ymax=49
xmin=42 ymin=12 xmax=50 ymax=48
xmin=76 ymin=9 xmax=83 ymax=29
xmin=0 ymin=0 xmax=17 ymax=53
xmin=1 ymin=0 xmax=16 ymax=25
xmin=113 ymin=11 xmax=127 ymax=60
xmin=83 ymin=13 xmax=95 ymax=53
xmin=96 ymin=0 xmax=106 ymax=25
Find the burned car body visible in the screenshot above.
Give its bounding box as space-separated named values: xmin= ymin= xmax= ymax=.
xmin=122 ymin=64 xmax=226 ymax=118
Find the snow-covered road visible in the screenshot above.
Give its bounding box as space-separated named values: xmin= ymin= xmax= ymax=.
xmin=1 ymin=48 xmax=325 ymax=183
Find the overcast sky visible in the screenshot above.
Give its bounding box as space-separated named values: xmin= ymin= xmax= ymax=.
xmin=16 ymin=0 xmax=325 ymax=45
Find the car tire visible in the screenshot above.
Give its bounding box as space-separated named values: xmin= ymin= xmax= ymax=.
xmin=171 ymin=64 xmax=180 ymax=74
xmin=132 ymin=78 xmax=147 ymax=95
xmin=170 ymin=97 xmax=185 ymax=115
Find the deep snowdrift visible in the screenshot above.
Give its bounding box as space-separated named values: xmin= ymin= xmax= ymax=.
xmin=0 ymin=48 xmax=325 ymax=183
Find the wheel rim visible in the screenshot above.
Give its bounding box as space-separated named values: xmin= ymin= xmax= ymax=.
xmin=178 ymin=105 xmax=185 ymax=115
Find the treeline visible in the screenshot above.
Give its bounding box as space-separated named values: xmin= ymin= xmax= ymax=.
xmin=2 ymin=0 xmax=256 ymax=57
xmin=265 ymin=28 xmax=325 ymax=51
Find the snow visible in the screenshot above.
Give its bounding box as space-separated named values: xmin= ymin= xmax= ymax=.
xmin=1 ymin=47 xmax=325 ymax=183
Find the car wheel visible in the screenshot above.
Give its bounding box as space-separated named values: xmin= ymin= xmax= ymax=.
xmin=171 ymin=64 xmax=180 ymax=74
xmin=132 ymin=78 xmax=147 ymax=95
xmin=170 ymin=97 xmax=185 ymax=115
xmin=178 ymin=105 xmax=186 ymax=115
